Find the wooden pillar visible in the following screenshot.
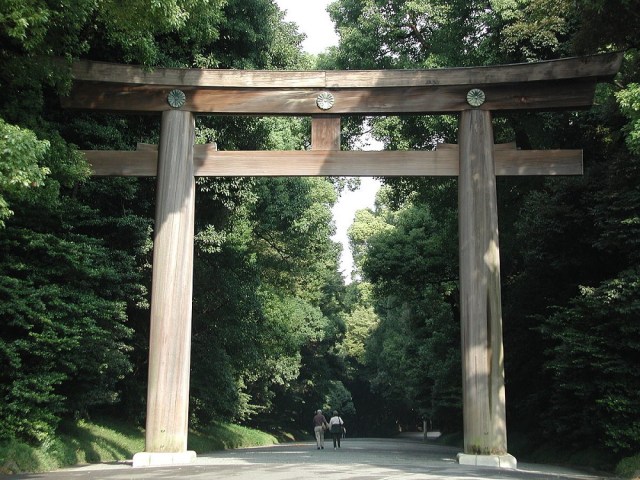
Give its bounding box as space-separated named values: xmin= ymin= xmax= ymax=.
xmin=458 ymin=109 xmax=508 ymax=457
xmin=312 ymin=115 xmax=341 ymax=150
xmin=144 ymin=110 xmax=196 ymax=454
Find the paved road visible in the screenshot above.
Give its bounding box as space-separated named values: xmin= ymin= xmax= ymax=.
xmin=8 ymin=435 xmax=614 ymax=480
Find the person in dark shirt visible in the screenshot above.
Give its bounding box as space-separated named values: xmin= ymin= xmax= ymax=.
xmin=312 ymin=409 xmax=329 ymax=449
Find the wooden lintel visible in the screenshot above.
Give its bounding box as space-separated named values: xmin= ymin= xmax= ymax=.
xmin=63 ymin=79 xmax=598 ymax=114
xmin=68 ymin=53 xmax=621 ymax=88
xmin=83 ymin=147 xmax=582 ymax=177
xmin=61 ymin=53 xmax=622 ymax=114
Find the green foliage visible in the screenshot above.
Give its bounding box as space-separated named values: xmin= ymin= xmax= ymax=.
xmin=188 ymin=421 xmax=278 ymax=452
xmin=323 ymin=380 xmax=356 ymax=417
xmin=0 ymin=119 xmax=50 ymax=226
xmin=540 ymin=269 xmax=640 ymax=454
xmin=97 ymin=0 xmax=225 ymax=64
xmin=189 ymin=172 xmax=349 ymax=430
xmin=0 ymin=221 xmax=138 ymax=442
xmin=328 ymin=0 xmax=490 ymax=69
xmin=616 ymin=453 xmax=640 ymax=479
xmin=499 ymin=57 xmax=640 ymax=455
xmin=328 ymin=0 xmax=640 ymax=462
xmin=491 ymin=0 xmax=573 ymax=61
xmin=0 ymin=417 xmax=277 ymax=474
xmin=342 ymin=304 xmax=378 ymax=365
xmin=348 ymin=207 xmax=393 ymax=276
xmin=0 ymin=418 xmax=144 ymax=474
xmin=616 ymin=81 xmax=640 ymax=156
xmin=1 ymin=0 xmax=339 ymax=446
xmin=250 ymin=177 xmax=338 ymax=298
xmin=213 ymin=0 xmax=307 ymax=69
xmin=348 ymin=194 xmax=461 ymax=432
xmin=571 ymin=1 xmax=640 ymax=53
xmin=1 ymin=0 xmax=93 ymax=57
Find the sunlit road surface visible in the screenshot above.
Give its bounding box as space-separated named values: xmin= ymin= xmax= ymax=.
xmin=8 ymin=434 xmax=613 ymax=480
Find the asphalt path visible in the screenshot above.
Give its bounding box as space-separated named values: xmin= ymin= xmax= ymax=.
xmin=7 ymin=434 xmax=614 ymax=480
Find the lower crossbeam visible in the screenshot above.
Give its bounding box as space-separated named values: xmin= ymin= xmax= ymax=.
xmin=83 ymin=143 xmax=582 ymax=177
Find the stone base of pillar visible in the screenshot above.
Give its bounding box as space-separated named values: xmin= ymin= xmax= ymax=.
xmin=132 ymin=451 xmax=197 ymax=468
xmin=457 ymin=453 xmax=517 ymax=469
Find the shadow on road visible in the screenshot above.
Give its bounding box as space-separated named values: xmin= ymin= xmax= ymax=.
xmin=7 ymin=434 xmax=614 ymax=480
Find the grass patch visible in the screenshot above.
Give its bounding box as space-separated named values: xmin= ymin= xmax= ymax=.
xmin=188 ymin=422 xmax=278 ymax=452
xmin=0 ymin=417 xmax=280 ymax=475
xmin=616 ymin=454 xmax=640 ymax=479
xmin=0 ymin=418 xmax=144 ymax=474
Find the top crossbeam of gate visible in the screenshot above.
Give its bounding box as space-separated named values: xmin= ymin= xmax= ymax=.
xmin=61 ymin=53 xmax=622 ymax=114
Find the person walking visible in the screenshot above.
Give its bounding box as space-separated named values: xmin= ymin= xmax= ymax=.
xmin=312 ymin=409 xmax=329 ymax=450
xmin=328 ymin=410 xmax=345 ymax=449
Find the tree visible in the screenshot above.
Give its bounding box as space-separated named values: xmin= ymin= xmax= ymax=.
xmin=346 ymin=193 xmax=461 ymax=433
xmin=540 ymin=270 xmax=640 ymax=455
xmin=0 ymin=200 xmax=143 ymax=441
xmin=328 ymin=0 xmax=640 ymax=462
xmin=0 ymin=120 xmax=51 ymax=226
xmin=0 ymin=0 xmax=341 ymax=442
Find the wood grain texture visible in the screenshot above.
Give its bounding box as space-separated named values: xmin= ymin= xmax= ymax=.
xmin=458 ymin=109 xmax=508 ymax=456
xmin=312 ymin=116 xmax=340 ymax=150
xmin=145 ymin=110 xmax=195 ymax=454
xmin=83 ymin=148 xmax=582 ymax=177
xmin=67 ymin=53 xmax=621 ymax=88
xmin=62 ymin=79 xmax=598 ymax=113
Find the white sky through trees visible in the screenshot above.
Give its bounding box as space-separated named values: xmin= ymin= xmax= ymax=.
xmin=276 ymin=0 xmax=339 ymax=54
xmin=276 ymin=0 xmax=382 ymax=283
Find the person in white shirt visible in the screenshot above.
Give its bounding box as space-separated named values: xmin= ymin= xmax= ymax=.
xmin=328 ymin=410 xmax=345 ymax=449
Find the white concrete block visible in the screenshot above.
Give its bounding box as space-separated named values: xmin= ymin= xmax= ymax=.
xmin=132 ymin=451 xmax=197 ymax=468
xmin=457 ymin=453 xmax=517 ymax=469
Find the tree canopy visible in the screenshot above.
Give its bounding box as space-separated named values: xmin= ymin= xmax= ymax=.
xmin=0 ymin=0 xmax=342 ymax=443
xmin=333 ymin=0 xmax=640 ymax=466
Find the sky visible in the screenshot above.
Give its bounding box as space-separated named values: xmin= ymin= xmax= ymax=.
xmin=332 ymin=177 xmax=381 ymax=282
xmin=276 ymin=0 xmax=382 ymax=283
xmin=276 ymin=0 xmax=339 ymax=54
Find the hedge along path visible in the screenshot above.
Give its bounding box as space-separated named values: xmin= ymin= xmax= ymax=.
xmin=59 ymin=52 xmax=622 ymax=468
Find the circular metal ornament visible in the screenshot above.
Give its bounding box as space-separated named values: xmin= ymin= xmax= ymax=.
xmin=316 ymin=91 xmax=335 ymax=110
xmin=167 ymin=89 xmax=186 ymax=108
xmin=466 ymin=88 xmax=486 ymax=107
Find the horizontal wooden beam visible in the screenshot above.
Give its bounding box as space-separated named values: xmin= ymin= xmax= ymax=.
xmin=83 ymin=145 xmax=582 ymax=177
xmin=60 ymin=53 xmax=622 ymax=114
xmin=67 ymin=53 xmax=621 ymax=88
xmin=63 ymin=79 xmax=598 ymax=114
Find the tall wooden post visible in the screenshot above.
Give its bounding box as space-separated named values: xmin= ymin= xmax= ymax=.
xmin=133 ymin=110 xmax=197 ymax=466
xmin=457 ymin=109 xmax=515 ymax=467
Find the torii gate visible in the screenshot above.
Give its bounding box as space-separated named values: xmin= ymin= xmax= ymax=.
xmin=61 ymin=52 xmax=622 ymax=468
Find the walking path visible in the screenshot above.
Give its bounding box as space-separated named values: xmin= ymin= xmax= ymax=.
xmin=8 ymin=434 xmax=614 ymax=480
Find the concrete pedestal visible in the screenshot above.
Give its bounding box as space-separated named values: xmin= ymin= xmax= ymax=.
xmin=457 ymin=452 xmax=517 ymax=469
xmin=132 ymin=451 xmax=197 ymax=468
